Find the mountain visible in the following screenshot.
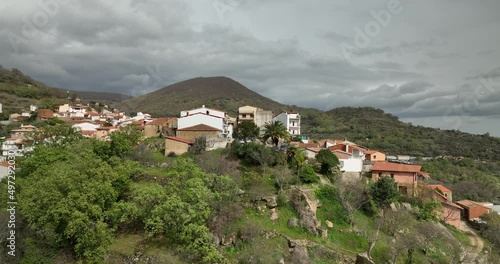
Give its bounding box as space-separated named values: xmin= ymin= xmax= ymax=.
xmin=117 ymin=76 xmax=288 ymax=116
xmin=0 ymin=66 xmax=132 ymax=112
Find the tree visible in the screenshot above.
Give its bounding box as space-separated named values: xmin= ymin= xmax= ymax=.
xmin=109 ymin=126 xmax=142 ymax=158
xmin=368 ymin=177 xmax=400 ymax=208
xmin=336 ymin=179 xmax=369 ymax=228
xmin=190 ymin=136 xmax=207 ymax=154
xmin=287 ymin=146 xmax=306 ymax=170
xmin=315 ymin=149 xmax=339 ymax=176
xmin=261 ymin=120 xmax=290 ymax=147
xmin=234 ymin=121 xmax=260 ymax=143
xmin=18 ymin=146 xmax=121 ymax=262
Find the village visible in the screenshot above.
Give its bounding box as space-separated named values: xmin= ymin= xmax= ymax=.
xmin=0 ymin=100 xmax=497 ymax=232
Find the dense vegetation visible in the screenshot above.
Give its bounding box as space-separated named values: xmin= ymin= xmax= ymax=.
xmin=1 ymin=125 xmax=497 ymax=263
xmin=422 ymin=158 xmax=500 ymax=203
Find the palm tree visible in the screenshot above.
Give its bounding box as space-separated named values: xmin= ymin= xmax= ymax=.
xmin=262 ymin=120 xmax=290 ymax=147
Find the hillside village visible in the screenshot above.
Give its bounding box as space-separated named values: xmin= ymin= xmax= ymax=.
xmin=0 ymin=88 xmax=499 ymax=263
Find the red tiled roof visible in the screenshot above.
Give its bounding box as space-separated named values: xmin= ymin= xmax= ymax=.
xmin=165 ymin=136 xmax=193 ymax=145
xmin=38 ymin=109 xmax=54 ymax=118
xmin=177 ymin=124 xmax=221 ymax=131
xmin=86 ymin=111 xmax=99 ymax=116
xmin=428 ymin=184 xmax=451 ymax=193
xmin=297 ymin=142 xmax=320 ymax=148
xmin=331 ymin=150 xmax=351 ymax=159
xmin=306 ymin=147 xmax=321 ymax=153
xmin=456 ymin=200 xmax=492 ymax=210
xmin=371 ymin=162 xmax=422 ymax=173
xmin=365 ymin=150 xmax=384 ymax=155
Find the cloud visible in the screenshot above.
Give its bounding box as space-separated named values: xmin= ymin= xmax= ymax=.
xmin=0 ymin=0 xmax=500 ymax=136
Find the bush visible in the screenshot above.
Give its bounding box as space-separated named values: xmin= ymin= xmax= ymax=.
xmin=298 ymin=165 xmax=320 ymax=184
xmin=368 ymin=177 xmax=400 ymax=208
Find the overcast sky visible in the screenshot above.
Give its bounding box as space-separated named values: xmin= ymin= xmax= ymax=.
xmin=1 ymin=0 xmax=500 ymax=136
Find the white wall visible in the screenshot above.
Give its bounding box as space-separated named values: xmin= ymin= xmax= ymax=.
xmin=178 ymin=114 xmax=224 ymax=131
xmin=181 ymin=106 xmax=225 ymax=118
xmin=72 ymin=123 xmax=99 ymax=131
xmin=339 ymin=159 xmax=363 ymax=172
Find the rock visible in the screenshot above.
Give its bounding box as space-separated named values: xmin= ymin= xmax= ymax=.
xmin=402 ymin=202 xmax=412 ymax=211
xmin=288 ymin=239 xmax=297 ymax=248
xmin=278 ymin=258 xmax=285 ymax=264
xmin=290 ymin=246 xmax=309 ymax=264
xmin=270 ymin=208 xmax=279 ymax=221
xmin=237 ymin=189 xmax=245 ymax=195
xmin=319 ymin=227 xmax=328 ymax=239
xmin=290 ymin=187 xmax=320 ymax=235
xmin=288 ymin=218 xmax=299 ymax=228
xmin=389 ymin=202 xmax=398 ymax=212
xmin=325 ymin=220 xmax=334 ymax=228
xmin=355 ymin=253 xmax=375 ymax=264
xmin=263 ymin=196 xmax=278 ymax=208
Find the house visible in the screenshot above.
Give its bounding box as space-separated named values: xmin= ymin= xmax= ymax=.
xmin=428 ymin=184 xmax=453 ymax=201
xmin=176 ymin=124 xmax=222 ymax=141
xmin=432 ymin=190 xmax=462 ymax=228
xmin=95 ymin=126 xmax=118 ymax=139
xmin=330 ymin=150 xmax=363 ymax=175
xmin=144 ymin=118 xmax=177 ymax=138
xmin=237 ymin=105 xmax=273 ymax=129
xmin=10 ymin=125 xmax=37 ymax=137
xmin=165 ymin=136 xmax=193 ymax=156
xmin=305 ymin=147 xmax=321 ymax=159
xmin=272 ymin=111 xmax=301 ymax=136
xmin=56 ymin=104 xmax=71 ymax=113
xmin=371 ymin=162 xmax=430 ymax=195
xmin=328 ymin=144 xmax=366 ymax=160
xmin=1 ymin=136 xmax=27 ymax=156
xmin=178 ymin=106 xmax=232 ymax=138
xmin=364 ymin=150 xmax=386 ymax=162
xmin=37 ymin=109 xmax=54 ymax=121
xmin=456 ymin=200 xmax=492 ymax=221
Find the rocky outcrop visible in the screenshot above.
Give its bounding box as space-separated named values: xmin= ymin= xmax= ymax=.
xmin=289 ymin=187 xmax=321 ymax=235
xmin=355 ymin=253 xmax=375 ymax=264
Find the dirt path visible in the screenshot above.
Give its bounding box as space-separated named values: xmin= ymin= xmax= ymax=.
xmin=459 ymin=221 xmax=486 ymax=263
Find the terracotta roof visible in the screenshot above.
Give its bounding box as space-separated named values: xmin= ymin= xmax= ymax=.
xmin=332 ymin=150 xmax=351 ymax=160
xmin=177 ymin=124 xmax=221 ymax=131
xmin=365 ymin=150 xmax=384 ymax=154
xmin=305 ymin=147 xmax=321 ymax=153
xmin=350 ymin=145 xmax=367 ymax=151
xmin=428 ymin=184 xmax=451 ymax=193
xmin=86 ymin=111 xmax=99 ymax=116
xmin=297 ymin=142 xmax=320 ymax=148
xmin=371 ymin=162 xmax=422 ymax=173
xmin=81 ymin=130 xmax=97 ymax=135
xmin=456 ymin=200 xmax=492 ymax=210
xmin=38 ymin=109 xmax=54 ymax=118
xmin=146 ymin=117 xmax=177 ymax=126
xmin=165 ymin=136 xmax=193 ymax=145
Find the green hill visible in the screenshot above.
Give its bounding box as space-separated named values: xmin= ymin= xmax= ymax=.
xmin=0 ymin=66 xmax=132 ymax=115
xmin=117 ymin=76 xmax=288 ymax=117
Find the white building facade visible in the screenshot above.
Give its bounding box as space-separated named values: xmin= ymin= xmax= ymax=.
xmin=273 ymin=112 xmax=301 ymax=136
xmin=179 ymin=106 xmax=233 ymax=138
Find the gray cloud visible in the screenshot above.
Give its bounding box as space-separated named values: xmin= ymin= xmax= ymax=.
xmin=1 ymin=0 xmax=500 ymax=136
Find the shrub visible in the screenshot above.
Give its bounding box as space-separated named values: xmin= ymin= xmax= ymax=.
xmin=299 ymin=165 xmax=320 ymax=184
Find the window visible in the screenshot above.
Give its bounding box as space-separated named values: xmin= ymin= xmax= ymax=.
xmin=390 ymin=173 xmax=394 ymax=178
xmin=378 ymin=172 xmax=382 ymax=177
xmin=374 ymin=155 xmax=377 ymax=159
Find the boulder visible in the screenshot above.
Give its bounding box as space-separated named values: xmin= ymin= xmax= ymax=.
xmin=389 ymin=202 xmax=398 ymax=212
xmin=402 ymin=202 xmax=412 ymax=211
xmin=263 ymin=196 xmax=278 ymax=208
xmin=270 ymin=208 xmax=279 ymax=221
xmin=325 ymin=220 xmax=334 ymax=228
xmin=319 ymin=227 xmax=328 ymax=239
xmin=288 ymin=218 xmax=299 ymax=228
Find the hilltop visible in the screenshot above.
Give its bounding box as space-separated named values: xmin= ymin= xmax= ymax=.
xmin=0 ymin=66 xmax=132 ymax=114
xmin=117 ymin=76 xmax=287 ymax=116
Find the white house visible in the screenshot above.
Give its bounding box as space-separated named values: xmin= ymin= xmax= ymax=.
xmin=1 ymin=136 xmax=27 ymax=156
xmin=30 ymin=104 xmax=38 ymax=112
xmin=178 ymin=106 xmax=233 ymax=138
xmin=272 ymin=112 xmax=301 ymax=136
